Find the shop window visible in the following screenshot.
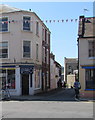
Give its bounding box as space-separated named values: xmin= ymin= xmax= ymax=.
xmin=23 ymin=16 xmax=31 ymax=31
xmin=0 ymin=42 xmax=8 ymax=58
xmin=35 ymin=69 xmax=40 ymax=88
xmin=0 ymin=69 xmax=15 ymax=89
xmin=85 ymin=69 xmax=95 ymax=89
xmin=0 ymin=17 xmax=8 ymax=32
xmin=23 ymin=41 xmax=31 ymax=58
xmin=7 ymin=69 xmax=15 ymax=89
xmin=0 ymin=69 xmax=6 ymax=89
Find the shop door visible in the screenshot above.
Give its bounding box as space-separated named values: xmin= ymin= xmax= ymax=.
xmin=22 ymin=74 xmax=29 ymax=95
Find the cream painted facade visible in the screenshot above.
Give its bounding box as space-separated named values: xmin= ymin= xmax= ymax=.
xmin=64 ymin=57 xmax=78 ymax=83
xmin=78 ymin=16 xmax=95 ymax=98
xmin=50 ymin=53 xmax=61 ymax=90
xmin=50 ymin=58 xmax=57 ymax=89
xmin=0 ymin=4 xmax=50 ymax=96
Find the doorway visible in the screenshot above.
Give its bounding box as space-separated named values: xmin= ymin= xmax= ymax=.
xmin=22 ymin=74 xmax=29 ymax=95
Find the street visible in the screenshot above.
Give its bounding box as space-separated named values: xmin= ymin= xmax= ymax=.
xmin=1 ymin=88 xmax=94 ymax=119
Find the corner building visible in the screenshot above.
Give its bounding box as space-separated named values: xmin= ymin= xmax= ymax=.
xmin=0 ymin=4 xmax=51 ymax=96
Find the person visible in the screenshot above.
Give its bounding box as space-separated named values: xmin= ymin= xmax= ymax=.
xmin=74 ymin=79 xmax=81 ymax=100
xmin=63 ymin=81 xmax=66 ymax=89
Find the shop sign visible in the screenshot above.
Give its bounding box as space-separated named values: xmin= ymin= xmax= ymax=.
xmin=21 ymin=67 xmax=33 ymax=74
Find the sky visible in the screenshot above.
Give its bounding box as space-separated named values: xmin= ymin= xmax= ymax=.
xmin=1 ymin=1 xmax=94 ymax=66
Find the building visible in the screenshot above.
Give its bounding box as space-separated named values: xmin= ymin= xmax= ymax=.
xmin=78 ymin=16 xmax=95 ymax=98
xmin=0 ymin=4 xmax=51 ymax=96
xmin=50 ymin=53 xmax=61 ymax=89
xmin=42 ymin=25 xmax=50 ymax=91
xmin=64 ymin=57 xmax=78 ymax=83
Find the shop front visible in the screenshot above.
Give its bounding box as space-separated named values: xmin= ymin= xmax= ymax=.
xmin=80 ymin=66 xmax=95 ymax=98
xmin=0 ymin=65 xmax=34 ymax=96
xmin=0 ymin=64 xmax=42 ymax=96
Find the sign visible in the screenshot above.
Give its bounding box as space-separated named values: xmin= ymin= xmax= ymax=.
xmin=20 ymin=67 xmax=34 ymax=74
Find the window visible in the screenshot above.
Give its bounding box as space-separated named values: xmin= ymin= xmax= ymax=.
xmin=45 ymin=29 xmax=47 ymax=42
xmin=46 ymin=71 xmax=49 ymax=87
xmin=0 ymin=42 xmax=8 ymax=58
xmin=47 ymin=50 xmax=49 ymax=64
xmin=35 ymin=69 xmax=41 ymax=88
xmin=23 ymin=41 xmax=31 ymax=58
xmin=42 ymin=28 xmax=45 ymax=41
xmin=0 ymin=69 xmax=15 ymax=89
xmin=85 ymin=69 xmax=95 ymax=89
xmin=23 ymin=16 xmax=31 ymax=31
xmin=7 ymin=69 xmax=15 ymax=89
xmin=42 ymin=47 xmax=45 ymax=63
xmin=0 ymin=17 xmax=8 ymax=32
xmin=36 ymin=21 xmax=39 ymax=35
xmin=88 ymin=41 xmax=95 ymax=57
xmin=36 ymin=44 xmax=39 ymax=60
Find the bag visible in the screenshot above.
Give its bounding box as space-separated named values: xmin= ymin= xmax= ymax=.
xmin=78 ymin=83 xmax=81 ymax=89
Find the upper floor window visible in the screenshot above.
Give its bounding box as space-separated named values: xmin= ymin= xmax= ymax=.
xmin=0 ymin=17 xmax=8 ymax=32
xmin=36 ymin=21 xmax=39 ymax=35
xmin=0 ymin=42 xmax=8 ymax=58
xmin=23 ymin=16 xmax=31 ymax=31
xmin=88 ymin=41 xmax=95 ymax=57
xmin=42 ymin=28 xmax=45 ymax=41
xmin=36 ymin=43 xmax=39 ymax=60
xmin=23 ymin=41 xmax=31 ymax=58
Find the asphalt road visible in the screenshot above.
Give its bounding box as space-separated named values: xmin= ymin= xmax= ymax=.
xmin=1 ymin=88 xmax=94 ymax=119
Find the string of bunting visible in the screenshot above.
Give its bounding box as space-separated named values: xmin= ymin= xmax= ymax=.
xmin=1 ymin=18 xmax=79 ymax=24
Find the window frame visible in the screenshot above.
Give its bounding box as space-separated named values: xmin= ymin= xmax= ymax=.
xmin=22 ymin=40 xmax=31 ymax=58
xmin=0 ymin=16 xmax=9 ymax=32
xmin=88 ymin=40 xmax=95 ymax=58
xmin=36 ymin=21 xmax=39 ymax=36
xmin=36 ymin=43 xmax=39 ymax=60
xmin=85 ymin=69 xmax=95 ymax=90
xmin=22 ymin=15 xmax=32 ymax=31
xmin=0 ymin=41 xmax=9 ymax=59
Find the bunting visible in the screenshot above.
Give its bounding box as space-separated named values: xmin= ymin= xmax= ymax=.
xmin=0 ymin=18 xmax=79 ymax=24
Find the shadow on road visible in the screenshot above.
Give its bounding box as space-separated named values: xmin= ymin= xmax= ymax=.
xmin=1 ymin=88 xmax=94 ymax=102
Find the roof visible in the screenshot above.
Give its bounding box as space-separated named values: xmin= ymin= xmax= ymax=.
xmin=0 ymin=4 xmax=50 ymax=32
xmin=0 ymin=4 xmax=22 ymax=13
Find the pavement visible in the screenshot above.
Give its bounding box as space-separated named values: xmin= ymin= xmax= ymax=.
xmin=2 ymin=88 xmax=95 ymax=102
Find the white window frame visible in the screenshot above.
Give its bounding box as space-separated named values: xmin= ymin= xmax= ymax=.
xmin=36 ymin=20 xmax=39 ymax=36
xmin=0 ymin=41 xmax=9 ymax=59
xmin=36 ymin=43 xmax=39 ymax=60
xmin=22 ymin=40 xmax=32 ymax=59
xmin=22 ymin=15 xmax=32 ymax=32
xmin=0 ymin=16 xmax=9 ymax=32
xmin=88 ymin=40 xmax=95 ymax=58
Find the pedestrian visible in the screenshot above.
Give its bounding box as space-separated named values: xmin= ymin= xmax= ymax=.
xmin=74 ymin=79 xmax=81 ymax=100
xmin=63 ymin=81 xmax=66 ymax=89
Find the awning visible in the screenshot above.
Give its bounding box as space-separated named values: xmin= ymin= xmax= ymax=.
xmin=82 ymin=66 xmax=95 ymax=69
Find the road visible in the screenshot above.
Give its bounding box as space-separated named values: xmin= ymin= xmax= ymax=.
xmin=0 ymin=88 xmax=94 ymax=119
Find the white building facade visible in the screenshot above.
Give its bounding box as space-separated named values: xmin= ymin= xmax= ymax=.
xmin=0 ymin=4 xmax=50 ymax=96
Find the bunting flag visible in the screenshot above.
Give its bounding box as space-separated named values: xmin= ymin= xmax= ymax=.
xmin=1 ymin=18 xmax=79 ymax=24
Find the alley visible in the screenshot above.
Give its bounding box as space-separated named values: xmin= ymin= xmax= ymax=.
xmin=35 ymin=88 xmax=76 ymax=101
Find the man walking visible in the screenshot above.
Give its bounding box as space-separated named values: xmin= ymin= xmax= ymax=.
xmin=74 ymin=79 xmax=81 ymax=100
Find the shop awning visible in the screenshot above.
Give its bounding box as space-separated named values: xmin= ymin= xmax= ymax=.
xmin=82 ymin=66 xmax=95 ymax=69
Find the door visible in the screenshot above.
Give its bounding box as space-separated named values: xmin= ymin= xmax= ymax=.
xmin=22 ymin=74 xmax=29 ymax=95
